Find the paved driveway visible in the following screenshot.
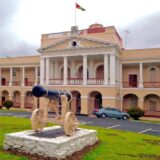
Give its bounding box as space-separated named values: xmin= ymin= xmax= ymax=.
xmin=77 ymin=116 xmax=160 ymax=136
xmin=0 ymin=111 xmax=160 ymax=136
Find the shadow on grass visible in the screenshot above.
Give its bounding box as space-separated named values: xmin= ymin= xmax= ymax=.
xmin=117 ymin=153 xmax=160 ymax=160
xmin=143 ymin=139 xmax=160 ymax=145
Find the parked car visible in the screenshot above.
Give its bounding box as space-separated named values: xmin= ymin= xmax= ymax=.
xmin=92 ymin=107 xmax=130 ymax=120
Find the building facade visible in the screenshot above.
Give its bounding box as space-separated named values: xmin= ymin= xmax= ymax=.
xmin=0 ymin=24 xmax=160 ymax=117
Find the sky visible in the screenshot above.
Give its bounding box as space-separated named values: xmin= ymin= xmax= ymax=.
xmin=0 ymin=0 xmax=160 ymax=57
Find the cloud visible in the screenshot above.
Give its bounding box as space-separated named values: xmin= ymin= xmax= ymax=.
xmin=0 ymin=0 xmax=38 ymax=57
xmin=119 ymin=12 xmax=160 ymax=49
xmin=1 ymin=41 xmax=39 ymax=57
xmin=0 ymin=0 xmax=160 ymax=56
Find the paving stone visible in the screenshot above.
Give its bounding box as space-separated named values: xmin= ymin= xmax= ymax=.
xmin=3 ymin=126 xmax=97 ymax=159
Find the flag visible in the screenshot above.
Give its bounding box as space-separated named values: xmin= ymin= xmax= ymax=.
xmin=76 ymin=3 xmax=85 ymax=11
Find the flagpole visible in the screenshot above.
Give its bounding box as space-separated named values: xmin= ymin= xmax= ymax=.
xmin=75 ymin=1 xmax=77 ymax=26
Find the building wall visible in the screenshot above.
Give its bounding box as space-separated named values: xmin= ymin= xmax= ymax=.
xmin=1 ymin=69 xmax=10 ymax=82
xmin=123 ymin=65 xmax=139 ymax=82
xmin=25 ymin=68 xmax=35 ymax=82
xmin=41 ymin=24 xmax=123 ymax=49
xmin=0 ymin=24 xmax=160 ymax=117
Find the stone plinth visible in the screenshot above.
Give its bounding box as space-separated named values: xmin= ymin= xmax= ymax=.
xmin=3 ymin=126 xmax=97 ymax=159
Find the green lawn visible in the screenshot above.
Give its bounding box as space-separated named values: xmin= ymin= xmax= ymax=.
xmin=0 ymin=108 xmax=30 ymax=112
xmin=0 ymin=116 xmax=160 ymax=160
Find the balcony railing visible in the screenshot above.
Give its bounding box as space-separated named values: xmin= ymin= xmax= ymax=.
xmin=49 ymin=79 xmax=63 ymax=85
xmin=87 ymin=78 xmax=104 ymax=85
xmin=25 ymin=81 xmax=34 ymax=86
xmin=143 ymin=82 xmax=160 ymax=88
xmin=123 ymin=82 xmax=138 ymax=88
xmin=1 ymin=81 xmax=35 ymax=86
xmin=12 ymin=81 xmax=21 ymax=86
xmin=123 ymin=81 xmax=160 ymax=88
xmin=67 ymin=78 xmax=83 ymax=85
xmin=49 ymin=78 xmax=104 ymax=85
xmin=1 ymin=81 xmax=9 ymax=86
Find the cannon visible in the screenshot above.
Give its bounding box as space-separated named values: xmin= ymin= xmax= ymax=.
xmin=31 ymin=85 xmax=79 ymax=136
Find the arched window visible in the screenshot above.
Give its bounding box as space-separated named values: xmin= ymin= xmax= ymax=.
xmin=96 ymin=65 xmax=104 ymax=79
xmin=60 ymin=67 xmax=71 ymax=79
xmin=149 ymin=100 xmax=156 ymax=111
xmin=77 ymin=66 xmax=83 ymax=78
xmin=150 ymin=67 xmax=156 ymax=82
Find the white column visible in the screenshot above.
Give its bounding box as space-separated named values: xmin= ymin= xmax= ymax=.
xmin=88 ymin=59 xmax=94 ymax=78
xmin=120 ymin=63 xmax=122 ymax=88
xmin=116 ymin=58 xmax=119 ymax=83
xmin=63 ymin=56 xmax=68 ymax=85
xmin=0 ymin=68 xmax=1 ymax=86
xmin=49 ymin=59 xmax=54 ymax=80
xmin=34 ymin=67 xmax=38 ymax=85
xmin=83 ymin=55 xmax=87 ymax=85
xmin=104 ymin=54 xmax=109 ymax=85
xmin=110 ymin=54 xmax=116 ymax=85
xmin=53 ymin=60 xmax=57 ymax=79
xmin=139 ymin=63 xmax=143 ymax=88
xmin=9 ymin=67 xmax=13 ymax=86
xmin=21 ymin=67 xmax=25 ymax=86
xmin=40 ymin=58 xmax=45 ymax=85
xmin=9 ymin=93 xmax=13 ymax=101
xmin=46 ymin=58 xmax=49 ymax=85
xmin=70 ymin=61 xmax=76 ymax=78
xmin=119 ymin=63 xmax=123 ymax=111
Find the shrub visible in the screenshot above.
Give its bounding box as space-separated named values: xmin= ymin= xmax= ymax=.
xmin=2 ymin=100 xmax=13 ymax=110
xmin=127 ymin=107 xmax=144 ymax=120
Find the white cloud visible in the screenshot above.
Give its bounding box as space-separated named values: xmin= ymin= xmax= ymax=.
xmin=1 ymin=0 xmax=160 ymax=56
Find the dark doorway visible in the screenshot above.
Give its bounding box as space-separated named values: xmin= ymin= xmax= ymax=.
xmin=95 ymin=93 xmax=102 ymax=109
xmin=2 ymin=97 xmax=5 ymax=102
xmin=25 ymin=78 xmax=28 ymax=86
xmin=2 ymin=78 xmax=6 ymax=86
xmin=129 ymin=74 xmax=137 ymax=87
xmin=89 ymin=91 xmax=102 ymax=109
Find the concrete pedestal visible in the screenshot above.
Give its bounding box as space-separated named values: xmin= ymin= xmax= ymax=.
xmin=3 ymin=126 xmax=97 ymax=159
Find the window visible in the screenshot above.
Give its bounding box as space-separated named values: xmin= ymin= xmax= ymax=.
xmin=72 ymin=41 xmax=77 ymax=47
xmin=105 ymin=108 xmax=112 ymax=111
xmin=25 ymin=78 xmax=28 ymax=86
xmin=150 ymin=67 xmax=156 ymax=82
xmin=38 ymin=68 xmax=40 ymax=76
xmin=149 ymin=100 xmax=156 ymax=111
xmin=96 ymin=65 xmax=104 ymax=79
xmin=131 ymin=98 xmax=137 ymax=108
xmin=129 ymin=74 xmax=137 ymax=87
xmin=13 ymin=68 xmax=16 ymax=76
xmin=2 ymin=78 xmax=6 ymax=85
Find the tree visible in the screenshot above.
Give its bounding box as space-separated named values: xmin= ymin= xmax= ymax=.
xmin=2 ymin=100 xmax=13 ymax=110
xmin=127 ymin=107 xmax=144 ymax=120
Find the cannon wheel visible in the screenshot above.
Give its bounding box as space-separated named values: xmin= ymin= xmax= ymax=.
xmin=64 ymin=112 xmax=79 ymax=136
xmin=31 ymin=109 xmax=44 ymax=132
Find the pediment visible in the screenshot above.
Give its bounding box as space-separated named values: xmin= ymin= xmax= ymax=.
xmin=38 ymin=36 xmax=115 ymax=53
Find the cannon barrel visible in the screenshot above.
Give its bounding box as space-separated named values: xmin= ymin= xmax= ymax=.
xmin=32 ymin=85 xmax=72 ymax=101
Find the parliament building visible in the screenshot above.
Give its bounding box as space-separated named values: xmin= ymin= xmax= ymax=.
xmin=0 ymin=23 xmax=160 ymax=117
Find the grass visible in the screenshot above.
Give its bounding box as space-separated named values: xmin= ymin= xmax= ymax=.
xmin=0 ymin=108 xmax=31 ymax=112
xmin=81 ymin=125 xmax=160 ymax=160
xmin=0 ymin=117 xmax=31 ymax=160
xmin=0 ymin=116 xmax=160 ymax=160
